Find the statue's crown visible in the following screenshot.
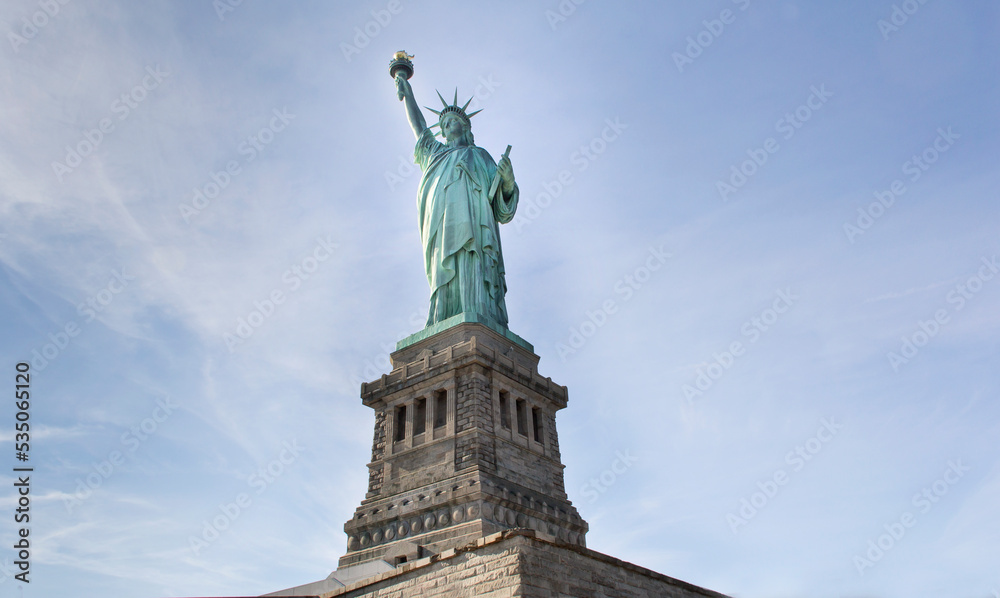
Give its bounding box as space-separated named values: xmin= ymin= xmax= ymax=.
xmin=425 ymin=88 xmax=482 ymax=130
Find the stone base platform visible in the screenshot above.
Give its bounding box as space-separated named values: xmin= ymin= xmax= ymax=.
xmin=311 ymin=529 xmax=729 ymax=598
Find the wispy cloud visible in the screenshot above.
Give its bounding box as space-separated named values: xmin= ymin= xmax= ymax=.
xmin=1 ymin=3 xmax=998 ymax=598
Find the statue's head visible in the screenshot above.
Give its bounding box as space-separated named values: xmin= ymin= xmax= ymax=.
xmin=440 ymin=113 xmax=474 ymax=145
xmin=426 ymin=89 xmax=480 ymax=146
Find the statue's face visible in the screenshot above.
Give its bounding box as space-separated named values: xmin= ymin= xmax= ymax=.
xmin=441 ymin=114 xmax=466 ymax=142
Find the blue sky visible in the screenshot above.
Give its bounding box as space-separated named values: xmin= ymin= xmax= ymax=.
xmin=0 ymin=1 xmax=998 ymax=597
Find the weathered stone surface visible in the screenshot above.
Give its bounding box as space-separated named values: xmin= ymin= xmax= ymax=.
xmin=313 ymin=323 xmax=726 ymax=598
xmin=341 ymin=323 xmax=586 ymax=569
xmin=321 ymin=530 xmax=729 ymax=598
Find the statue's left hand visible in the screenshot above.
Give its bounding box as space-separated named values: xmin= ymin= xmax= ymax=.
xmin=498 ymin=155 xmax=515 ymax=193
xmin=396 ymin=74 xmax=412 ymax=101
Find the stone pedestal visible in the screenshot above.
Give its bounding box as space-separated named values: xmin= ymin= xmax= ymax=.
xmin=264 ymin=320 xmax=729 ymax=598
xmin=338 ymin=322 xmax=588 ymax=569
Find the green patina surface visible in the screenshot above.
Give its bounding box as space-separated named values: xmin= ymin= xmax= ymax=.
xmin=396 ymin=312 xmax=533 ymax=353
xmin=394 ymin=61 xmax=520 ymax=333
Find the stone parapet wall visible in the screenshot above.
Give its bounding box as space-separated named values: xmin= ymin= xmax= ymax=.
xmin=323 ymin=530 xmax=730 ymax=598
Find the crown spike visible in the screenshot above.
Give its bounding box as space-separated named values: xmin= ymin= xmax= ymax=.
xmin=436 ymin=90 xmax=449 ymax=108
xmin=453 ymin=88 xmax=458 ymax=106
xmin=467 ymin=109 xmax=483 ymax=119
xmin=461 ymin=96 xmax=474 ymax=112
xmin=424 ymin=106 xmax=442 ymax=116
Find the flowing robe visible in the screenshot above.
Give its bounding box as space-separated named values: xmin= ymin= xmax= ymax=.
xmin=414 ymin=129 xmax=518 ymax=327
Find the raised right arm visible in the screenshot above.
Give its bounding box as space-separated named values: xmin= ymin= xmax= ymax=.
xmin=396 ymin=74 xmax=427 ymax=140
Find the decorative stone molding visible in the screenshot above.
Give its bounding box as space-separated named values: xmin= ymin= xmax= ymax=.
xmin=346 ymin=493 xmax=587 ymax=556
xmin=361 ymin=335 xmax=567 ymax=407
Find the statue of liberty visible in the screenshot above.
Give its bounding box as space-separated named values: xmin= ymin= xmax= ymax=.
xmin=392 ymin=54 xmax=519 ymax=330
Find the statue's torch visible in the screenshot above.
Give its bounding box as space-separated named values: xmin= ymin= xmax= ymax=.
xmin=389 ymin=51 xmax=414 ymax=81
